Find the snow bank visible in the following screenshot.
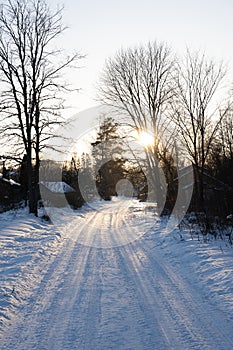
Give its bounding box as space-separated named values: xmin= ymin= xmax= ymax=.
xmin=146 ymin=215 xmax=233 ymax=317
xmin=0 ymin=208 xmax=62 ymax=329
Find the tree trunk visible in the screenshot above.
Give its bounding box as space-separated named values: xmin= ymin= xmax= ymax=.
xmin=27 ymin=146 xmax=38 ymax=216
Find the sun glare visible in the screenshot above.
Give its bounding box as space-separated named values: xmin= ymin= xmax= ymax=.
xmin=137 ymin=131 xmax=154 ymax=148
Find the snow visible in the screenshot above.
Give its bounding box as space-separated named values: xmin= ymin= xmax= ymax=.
xmin=0 ymin=198 xmax=233 ymax=349
xmin=40 ymin=181 xmax=75 ymax=193
xmin=8 ymin=179 xmax=21 ymax=186
xmin=0 ymin=177 xmax=21 ymax=186
xmin=0 ymin=207 xmax=62 ymax=328
xmin=157 ymin=221 xmax=233 ymax=315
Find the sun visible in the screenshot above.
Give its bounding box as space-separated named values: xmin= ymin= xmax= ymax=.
xmin=137 ymin=131 xmax=154 ymax=148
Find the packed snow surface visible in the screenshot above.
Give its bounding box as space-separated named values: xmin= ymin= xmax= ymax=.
xmin=0 ymin=198 xmax=233 ymax=349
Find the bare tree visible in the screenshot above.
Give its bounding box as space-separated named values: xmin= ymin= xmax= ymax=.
xmin=172 ymin=50 xmax=228 ymax=203
xmin=0 ymin=0 xmax=83 ymax=215
xmin=218 ymin=108 xmax=233 ymax=160
xmin=207 ymin=106 xmax=233 ymax=178
xmin=99 ymin=41 xmax=176 ymax=207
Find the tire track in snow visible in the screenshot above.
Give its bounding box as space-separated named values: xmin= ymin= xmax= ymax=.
xmin=93 ymin=247 xmax=164 ymax=349
xmin=114 ymin=213 xmax=179 ymax=349
xmin=121 ymin=214 xmax=233 ymax=349
xmin=145 ymin=245 xmax=233 ymax=350
xmin=0 ymin=211 xmax=102 ymax=350
xmin=1 ymin=200 xmax=233 ymax=349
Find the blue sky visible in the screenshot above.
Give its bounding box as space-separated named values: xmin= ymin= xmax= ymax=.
xmin=47 ymin=0 xmax=233 ymax=116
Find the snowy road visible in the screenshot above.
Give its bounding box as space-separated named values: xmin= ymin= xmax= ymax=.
xmin=1 ymin=199 xmax=233 ymax=349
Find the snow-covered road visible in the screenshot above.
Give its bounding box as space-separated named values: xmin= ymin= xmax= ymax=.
xmin=1 ymin=199 xmax=233 ymax=349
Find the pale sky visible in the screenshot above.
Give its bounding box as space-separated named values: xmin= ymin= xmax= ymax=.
xmin=47 ymin=0 xmax=233 ymax=117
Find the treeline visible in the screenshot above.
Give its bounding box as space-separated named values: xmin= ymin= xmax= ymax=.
xmin=98 ymin=42 xmax=233 ymax=217
xmin=39 ymin=117 xmax=148 ymax=207
xmin=1 ymin=108 xmax=233 ymax=218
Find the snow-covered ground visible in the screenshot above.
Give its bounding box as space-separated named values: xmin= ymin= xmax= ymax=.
xmin=0 ymin=198 xmax=233 ymax=349
xmin=0 ymin=207 xmax=62 ymax=328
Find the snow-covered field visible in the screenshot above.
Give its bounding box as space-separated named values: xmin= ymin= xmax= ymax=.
xmin=0 ymin=198 xmax=233 ymax=349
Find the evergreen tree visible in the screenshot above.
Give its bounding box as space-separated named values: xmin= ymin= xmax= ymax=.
xmin=91 ymin=116 xmax=126 ymax=199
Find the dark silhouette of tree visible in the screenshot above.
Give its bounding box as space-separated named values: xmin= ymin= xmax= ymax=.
xmin=19 ymin=154 xmax=28 ymax=205
xmin=218 ymin=108 xmax=233 ymax=160
xmin=91 ymin=116 xmax=126 ymax=199
xmin=208 ymin=108 xmax=233 ymax=188
xmin=99 ymin=41 xmax=176 ymax=207
xmin=0 ymin=0 xmax=83 ymax=215
xmin=77 ymin=152 xmax=95 ymax=201
xmin=172 ymin=50 xmax=228 ymax=205
xmin=62 ymin=153 xmax=84 ymax=208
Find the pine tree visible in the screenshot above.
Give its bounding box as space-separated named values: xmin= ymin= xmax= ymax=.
xmin=91 ymin=116 xmax=126 ymax=199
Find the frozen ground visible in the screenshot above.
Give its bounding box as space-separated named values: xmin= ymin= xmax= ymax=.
xmin=0 ymin=207 xmax=62 ymax=328
xmin=0 ymin=198 xmax=233 ymax=349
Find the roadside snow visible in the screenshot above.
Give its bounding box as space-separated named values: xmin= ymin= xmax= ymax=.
xmin=0 ymin=207 xmax=62 ymax=328
xmin=152 ymin=220 xmax=233 ymax=318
